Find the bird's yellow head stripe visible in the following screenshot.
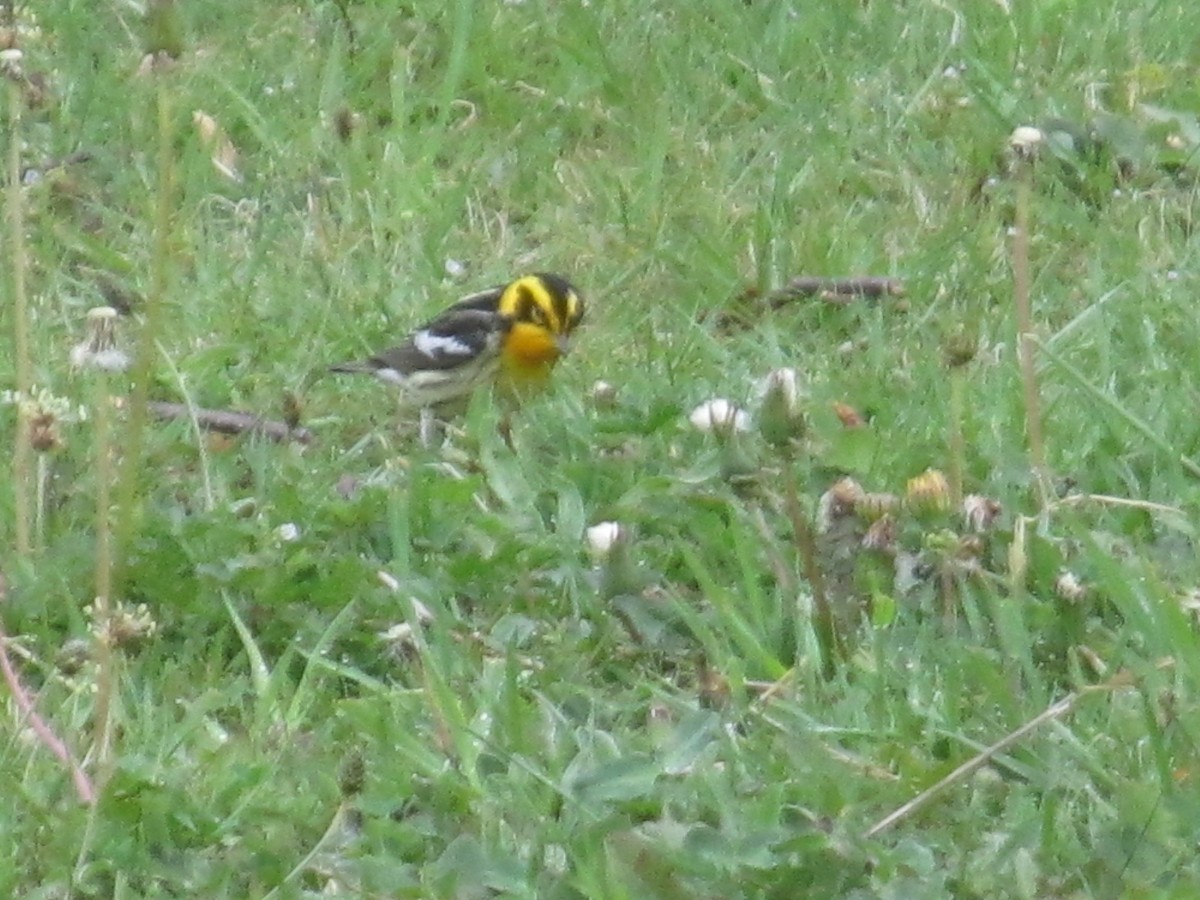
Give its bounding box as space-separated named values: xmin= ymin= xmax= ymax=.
xmin=498 ymin=274 xmax=584 ymax=337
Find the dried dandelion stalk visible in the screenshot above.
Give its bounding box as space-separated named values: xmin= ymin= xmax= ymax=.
xmin=5 ymin=51 xmax=32 ymax=555
xmin=115 ymin=66 xmax=175 ymax=581
xmin=863 ymin=674 xmax=1130 ymax=838
xmin=73 ymin=307 xmax=130 ymax=772
xmin=782 ymin=474 xmax=840 ymax=679
xmin=1011 ymin=153 xmax=1051 ymax=506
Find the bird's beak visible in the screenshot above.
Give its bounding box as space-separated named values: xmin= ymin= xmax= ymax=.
xmin=556 ymin=334 xmax=572 ymax=356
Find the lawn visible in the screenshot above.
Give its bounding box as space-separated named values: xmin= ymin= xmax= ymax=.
xmin=4 ymin=0 xmax=1200 ymax=896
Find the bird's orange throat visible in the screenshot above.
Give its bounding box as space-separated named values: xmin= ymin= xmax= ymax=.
xmin=503 ymin=322 xmax=564 ymax=370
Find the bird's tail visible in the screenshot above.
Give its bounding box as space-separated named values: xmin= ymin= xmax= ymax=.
xmin=329 ymin=361 xmax=374 ymax=374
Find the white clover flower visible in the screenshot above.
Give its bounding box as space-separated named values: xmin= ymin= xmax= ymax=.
xmin=1055 ymin=570 xmax=1087 ymax=603
xmin=276 ymin=522 xmax=300 ymax=543
xmin=585 ymin=521 xmax=624 ymax=558
xmin=688 ymin=398 xmax=750 ymax=435
xmin=591 ymin=380 xmax=618 ymax=409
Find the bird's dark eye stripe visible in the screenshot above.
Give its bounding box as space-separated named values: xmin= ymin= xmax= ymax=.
xmin=558 ymin=293 xmax=576 ymax=324
xmin=515 ymin=285 xmax=537 ymax=320
xmin=553 ymin=291 xmax=583 ymax=329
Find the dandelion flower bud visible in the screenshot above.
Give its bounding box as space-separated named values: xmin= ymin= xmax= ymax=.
xmin=586 ymin=521 xmax=645 ymax=599
xmin=757 ymin=367 xmax=806 ymax=446
xmin=856 ymin=492 xmax=901 ymax=522
xmin=906 ymin=468 xmax=951 ymax=515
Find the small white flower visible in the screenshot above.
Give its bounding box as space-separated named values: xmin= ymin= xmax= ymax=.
xmin=591 ymin=380 xmax=618 ymax=408
xmin=276 ymin=522 xmax=300 ymax=542
xmin=586 ymin=521 xmax=624 ymax=558
xmin=1009 ymin=125 xmax=1044 ymax=158
xmin=688 ymin=398 xmax=750 ymax=434
xmin=1055 ymin=570 xmax=1087 ymax=603
xmin=444 ymin=258 xmax=467 ymax=278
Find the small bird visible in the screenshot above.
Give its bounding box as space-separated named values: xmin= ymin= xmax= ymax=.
xmin=331 ymin=273 xmax=585 ymax=439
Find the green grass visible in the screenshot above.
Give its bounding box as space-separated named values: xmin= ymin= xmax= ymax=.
xmin=5 ymin=0 xmax=1200 ymax=895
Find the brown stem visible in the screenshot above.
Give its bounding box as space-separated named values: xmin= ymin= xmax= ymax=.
xmin=0 ymin=623 xmax=96 ymax=805
xmin=92 ymin=377 xmax=116 ymax=771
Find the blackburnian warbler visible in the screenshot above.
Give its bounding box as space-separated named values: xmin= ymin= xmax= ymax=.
xmin=331 ymin=273 xmax=585 ymax=425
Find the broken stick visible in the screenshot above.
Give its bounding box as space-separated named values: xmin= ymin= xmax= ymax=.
xmin=148 ymin=401 xmax=313 ymax=444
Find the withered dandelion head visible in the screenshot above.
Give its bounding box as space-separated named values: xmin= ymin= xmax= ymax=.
xmin=818 ymin=477 xmax=866 ymax=532
xmin=71 ymin=306 xmax=129 ymax=372
xmin=89 ymin=600 xmax=159 ymax=651
xmin=963 ymin=494 xmax=1002 ymax=532
xmin=1055 ymin=570 xmax=1087 ymax=603
xmin=29 ymin=410 xmax=62 ymax=452
xmin=861 ymin=514 xmax=897 ymax=554
xmin=0 ymin=48 xmax=23 ymax=79
xmin=3 ymin=387 xmax=84 ymax=452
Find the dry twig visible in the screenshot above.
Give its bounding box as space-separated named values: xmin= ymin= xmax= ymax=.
xmin=148 ymin=401 xmax=313 ymax=444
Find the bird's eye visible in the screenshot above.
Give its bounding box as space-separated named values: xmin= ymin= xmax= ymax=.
xmin=530 ymin=306 xmax=548 ymax=327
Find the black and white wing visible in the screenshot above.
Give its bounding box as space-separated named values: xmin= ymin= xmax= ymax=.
xmin=331 ymin=308 xmax=510 ymax=407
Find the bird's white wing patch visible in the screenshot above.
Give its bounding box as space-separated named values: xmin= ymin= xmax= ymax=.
xmin=413 ymin=329 xmax=474 ymax=359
